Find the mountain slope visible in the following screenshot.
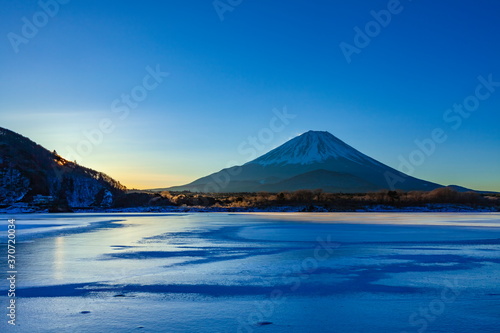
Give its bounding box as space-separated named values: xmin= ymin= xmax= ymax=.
xmin=167 ymin=130 xmax=442 ymax=193
xmin=259 ymin=169 xmax=380 ymax=192
xmin=0 ymin=127 xmax=126 ymax=208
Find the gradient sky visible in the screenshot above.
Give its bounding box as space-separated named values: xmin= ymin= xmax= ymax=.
xmin=1 ymin=0 xmax=499 ymax=191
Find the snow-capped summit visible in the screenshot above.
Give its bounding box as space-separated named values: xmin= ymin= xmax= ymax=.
xmin=249 ymin=130 xmax=374 ymax=166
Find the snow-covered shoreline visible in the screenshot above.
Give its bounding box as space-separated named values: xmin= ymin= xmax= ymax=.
xmin=1 ymin=203 xmax=498 ymax=214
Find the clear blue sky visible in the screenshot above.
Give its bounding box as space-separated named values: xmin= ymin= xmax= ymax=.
xmin=1 ymin=0 xmax=499 ymax=191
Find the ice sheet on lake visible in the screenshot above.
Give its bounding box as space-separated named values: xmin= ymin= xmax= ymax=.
xmin=1 ymin=212 xmax=499 ymax=332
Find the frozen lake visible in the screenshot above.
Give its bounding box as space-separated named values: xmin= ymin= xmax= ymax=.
xmin=1 ymin=213 xmax=500 ymax=332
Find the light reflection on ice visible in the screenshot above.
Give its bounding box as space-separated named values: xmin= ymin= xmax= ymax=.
xmin=53 ymin=237 xmax=65 ymax=280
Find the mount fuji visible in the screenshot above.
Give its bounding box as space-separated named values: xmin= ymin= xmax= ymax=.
xmin=167 ymin=131 xmax=442 ymax=193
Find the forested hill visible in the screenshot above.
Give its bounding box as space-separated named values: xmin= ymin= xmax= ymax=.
xmin=0 ymin=127 xmax=126 ymax=208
